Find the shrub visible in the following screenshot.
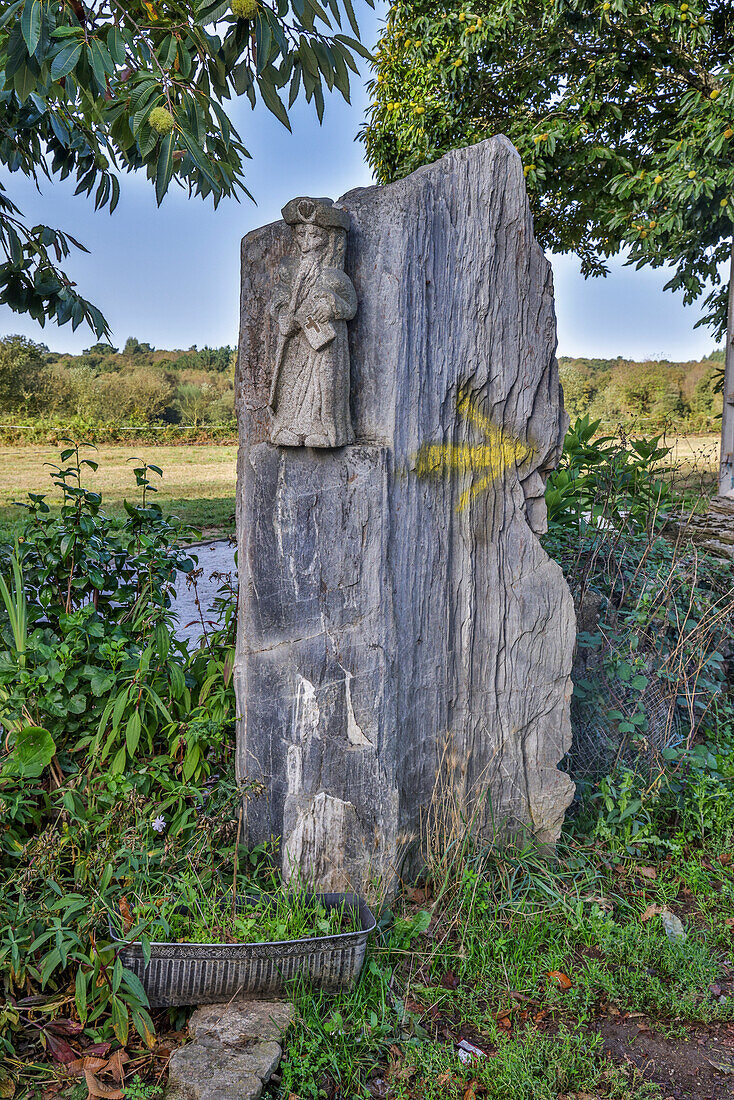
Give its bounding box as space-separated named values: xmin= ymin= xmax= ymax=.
xmin=0 ymin=335 xmax=54 ymax=417
xmin=544 ymin=418 xmax=734 ymax=852
xmin=0 ymin=444 xmax=246 ymax=1078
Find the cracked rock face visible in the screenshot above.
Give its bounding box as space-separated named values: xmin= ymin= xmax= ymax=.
xmin=235 ymin=137 xmax=576 ymax=894
xmin=166 ymin=1002 xmax=293 ymax=1100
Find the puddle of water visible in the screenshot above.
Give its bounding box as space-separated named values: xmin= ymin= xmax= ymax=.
xmin=171 ymin=539 xmax=237 ymax=645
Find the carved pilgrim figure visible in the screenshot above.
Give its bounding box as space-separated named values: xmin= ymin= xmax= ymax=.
xmin=268 ymin=197 xmax=357 ymax=447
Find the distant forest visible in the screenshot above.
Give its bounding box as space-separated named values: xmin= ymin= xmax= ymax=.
xmin=0 ymin=334 xmax=724 ymax=434
xmin=558 ymin=350 xmax=724 ymax=432
xmin=0 ymin=335 xmax=235 ymax=427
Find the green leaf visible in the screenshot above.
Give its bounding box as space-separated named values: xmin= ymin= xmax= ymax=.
xmin=257 ymin=72 xmax=291 ymax=130
xmin=110 ymin=745 xmax=127 ymax=774
xmin=112 ymin=955 xmax=123 ymax=993
xmin=154 ymin=619 xmax=171 ymax=660
xmin=333 ymin=33 xmax=372 ymax=60
xmin=182 ymin=743 xmax=200 ymax=781
xmin=8 ymin=725 xmax=56 ymax=777
xmin=21 ymin=0 xmax=42 ymax=55
xmin=170 ymin=662 xmax=186 ymax=699
xmin=13 ymin=63 xmax=37 ymax=101
xmin=90 ymin=670 xmax=116 ymax=697
xmin=110 ymin=995 xmax=129 ymax=1045
xmin=67 ymin=693 xmax=87 ymax=715
xmin=125 ymin=709 xmax=142 ymax=756
xmin=155 ymin=130 xmax=175 ymax=205
xmin=75 ymin=966 xmax=88 ymax=1023
xmin=122 ymin=967 xmax=149 ymax=1005
xmin=107 ymin=25 xmax=125 ymax=65
xmin=89 ymin=37 xmax=115 ymax=81
xmin=50 ymin=39 xmax=82 ymax=80
xmin=177 ymin=126 xmax=220 ymax=190
xmin=131 ymin=1005 xmax=156 ymax=1049
xmin=112 ymin=686 xmax=130 ymax=731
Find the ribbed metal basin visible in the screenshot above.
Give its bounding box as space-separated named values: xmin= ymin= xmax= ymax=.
xmin=111 ymin=892 xmax=376 ymax=1006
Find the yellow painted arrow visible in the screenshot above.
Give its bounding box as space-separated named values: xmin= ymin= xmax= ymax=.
xmin=414 ymin=391 xmax=535 ymax=511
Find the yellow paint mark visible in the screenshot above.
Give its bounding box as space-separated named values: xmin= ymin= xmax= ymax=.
xmin=414 ymin=391 xmax=535 ymax=511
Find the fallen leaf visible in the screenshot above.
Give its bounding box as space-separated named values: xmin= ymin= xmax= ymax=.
xmin=119 ymin=897 xmax=134 ymax=934
xmin=463 ymin=1080 xmax=478 ymax=1100
xmin=640 ymin=904 xmax=663 ymax=923
xmin=547 ymin=970 xmax=573 ymax=990
xmin=440 ymin=969 xmax=459 ymax=990
xmin=719 ymin=853 xmax=732 ymax=866
xmin=44 ymin=1032 xmax=79 ymax=1064
xmin=83 ymin=1071 xmax=124 ymax=1100
xmin=66 ymin=1057 xmax=109 ymax=1078
xmin=405 ymin=886 xmax=431 ymax=904
xmin=637 ymin=866 xmax=657 ymax=880
xmin=106 ymin=1050 xmax=129 ymax=1084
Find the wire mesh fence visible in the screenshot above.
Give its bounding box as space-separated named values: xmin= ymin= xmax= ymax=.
xmin=567 ymin=648 xmax=684 ymax=784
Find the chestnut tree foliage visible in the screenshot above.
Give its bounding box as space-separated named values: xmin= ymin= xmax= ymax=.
xmin=0 ymin=0 xmax=371 ymax=337
xmin=361 ymin=0 xmax=734 ymax=340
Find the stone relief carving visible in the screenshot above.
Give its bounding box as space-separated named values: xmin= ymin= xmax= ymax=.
xmin=268 ymin=197 xmax=357 ymax=448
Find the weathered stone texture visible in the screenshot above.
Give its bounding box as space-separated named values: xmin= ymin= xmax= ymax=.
xmin=235 ymin=136 xmax=575 ymax=894
xmin=166 ymin=1001 xmax=293 ymax=1100
xmin=188 ymin=1001 xmax=294 ymax=1045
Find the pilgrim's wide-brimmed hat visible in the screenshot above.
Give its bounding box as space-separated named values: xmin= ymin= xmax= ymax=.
xmin=281 ymin=196 xmax=349 ymax=230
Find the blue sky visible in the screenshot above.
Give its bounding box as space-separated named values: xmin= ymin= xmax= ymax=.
xmin=0 ymin=2 xmax=718 ymax=361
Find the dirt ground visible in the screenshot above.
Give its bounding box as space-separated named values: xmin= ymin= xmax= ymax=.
xmin=598 ymin=1018 xmax=734 ymax=1100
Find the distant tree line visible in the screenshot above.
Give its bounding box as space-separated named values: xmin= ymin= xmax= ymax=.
xmin=0 ymin=335 xmax=235 ymax=426
xmin=558 ymin=351 xmax=723 ymax=432
xmin=1 ymin=334 xmax=722 ymax=435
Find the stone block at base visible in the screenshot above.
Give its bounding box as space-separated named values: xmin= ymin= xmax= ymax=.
xmin=166 ymin=1001 xmax=294 ymax=1100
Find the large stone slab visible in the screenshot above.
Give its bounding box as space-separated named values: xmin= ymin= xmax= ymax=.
xmin=235 ymin=137 xmax=575 ymax=894
xmin=166 ymin=1002 xmax=294 ymax=1100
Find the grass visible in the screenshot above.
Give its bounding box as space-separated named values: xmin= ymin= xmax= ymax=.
xmin=388 ymin=1027 xmax=660 ymax=1100
xmin=274 ymin=817 xmax=734 ymax=1099
xmin=0 ymin=433 xmax=720 ymax=546
xmin=0 ymin=443 xmax=237 ymax=542
xmin=658 ymin=430 xmax=720 ymax=496
xmin=5 ymin=430 xmax=731 ymax=1100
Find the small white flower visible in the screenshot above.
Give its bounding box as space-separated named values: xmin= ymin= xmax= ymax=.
xmin=151 ymin=815 xmax=166 ymax=833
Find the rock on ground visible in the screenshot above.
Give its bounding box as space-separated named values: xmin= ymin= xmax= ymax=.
xmin=235 ymin=136 xmax=576 ymax=894
xmin=166 ymin=1001 xmax=293 ymax=1100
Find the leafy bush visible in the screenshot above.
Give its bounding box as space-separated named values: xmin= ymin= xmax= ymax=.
xmin=0 ymin=444 xmax=245 ymax=1082
xmin=544 ymin=418 xmax=734 ymax=853
xmin=0 ymin=336 xmax=236 ymax=430
xmin=557 ymin=355 xmax=724 ymax=432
